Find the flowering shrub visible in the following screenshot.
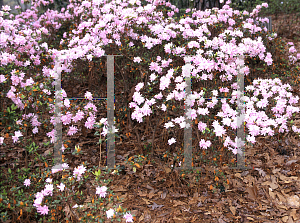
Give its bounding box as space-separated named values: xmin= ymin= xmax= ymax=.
xmin=0 ymin=0 xmax=300 ymax=221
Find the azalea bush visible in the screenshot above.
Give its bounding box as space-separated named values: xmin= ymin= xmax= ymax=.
xmin=0 ymin=0 xmax=300 ymax=221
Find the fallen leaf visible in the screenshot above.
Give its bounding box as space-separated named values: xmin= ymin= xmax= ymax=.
xmin=255 ymin=168 xmax=266 ymax=177
xmin=282 ymin=216 xmax=289 ymax=222
xmin=245 ymin=186 xmax=258 ymax=200
xmin=161 ymin=189 xmax=167 ymax=199
xmin=287 ymin=195 xmax=300 ymax=208
xmin=290 ymin=209 xmax=298 ymax=221
xmin=286 ymin=160 xmax=298 ymax=165
xmin=230 ymin=206 xmax=236 ymax=215
xmin=142 ymin=198 xmax=151 ymax=205
xmin=148 ymin=202 xmax=164 ymax=210
xmin=173 ymin=200 xmax=186 ymax=207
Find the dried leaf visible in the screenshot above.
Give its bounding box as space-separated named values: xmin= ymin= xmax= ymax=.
xmin=142 ymin=198 xmax=151 ymax=205
xmin=286 ymin=160 xmax=298 ymax=165
xmin=173 ymin=200 xmax=186 ymax=207
xmin=287 ymin=195 xmax=300 ymax=208
xmin=255 ymin=168 xmax=266 ymax=177
xmin=161 ymin=189 xmax=167 ymax=199
xmin=148 ymin=202 xmax=164 ymax=210
xmin=229 ymin=206 xmax=236 ymax=215
xmin=245 ymin=186 xmax=258 ymax=200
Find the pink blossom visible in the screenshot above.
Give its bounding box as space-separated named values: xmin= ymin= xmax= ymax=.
xmin=73 ymin=165 xmax=86 ymax=180
xmin=57 ymin=183 xmax=65 ymax=192
xmin=96 ymin=186 xmax=107 ymax=198
xmin=168 ymin=138 xmax=176 ymax=145
xmin=198 ymin=122 xmax=207 ymax=131
xmin=106 ymin=209 xmax=114 ymax=219
xmin=32 ymin=127 xmax=39 ymax=134
xmin=67 ymin=125 xmax=78 ymax=136
xmin=37 ymin=205 xmax=49 ymax=215
xmin=61 ymin=112 xmax=73 ymax=125
xmin=132 ymin=92 xmax=145 ymax=105
xmin=84 ymin=102 xmax=97 ymax=112
xmin=85 ymin=116 xmax=95 ymax=129
xmin=0 ymin=75 xmax=6 ymax=83
xmin=44 ymin=184 xmax=54 ymax=196
xmin=135 ymin=82 xmax=144 ymax=92
xmin=84 ymin=91 xmax=93 ymax=100
xmin=72 ymin=111 xmax=85 ymax=123
xmin=12 ymin=130 xmax=23 ymax=143
xmin=199 ymin=139 xmax=211 ymax=149
xmin=289 ymin=46 xmax=296 ymax=54
xmin=133 ymin=57 xmax=142 ymax=63
xmin=124 ymin=213 xmax=134 ymax=222
xmin=160 ymin=76 xmax=171 ymax=91
xmin=24 ymin=179 xmax=31 ymax=187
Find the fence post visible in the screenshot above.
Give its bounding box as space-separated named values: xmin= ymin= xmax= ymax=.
xmin=175 ymin=54 xmax=248 ymax=170
xmin=231 ymin=54 xmax=248 ymax=169
xmin=52 ymin=54 xmax=122 ymax=171
xmin=107 ymin=55 xmax=116 ymax=169
xmin=53 ymin=56 xmax=63 ymax=170
xmin=183 ymin=56 xmax=193 ymax=169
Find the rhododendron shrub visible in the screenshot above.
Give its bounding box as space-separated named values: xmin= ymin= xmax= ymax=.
xmin=1 ymin=0 xmax=300 ymax=220
xmin=1 ymin=0 xmax=300 ymax=156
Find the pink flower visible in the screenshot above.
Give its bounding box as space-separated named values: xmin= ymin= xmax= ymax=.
xmin=57 ymin=183 xmax=65 ymax=192
xmin=61 ymin=112 xmax=73 ymax=125
xmin=96 ymin=186 xmax=107 ymax=198
xmin=33 ymin=197 xmax=43 ymax=208
xmin=106 ymin=208 xmax=114 ymax=219
xmin=212 ymin=121 xmax=226 ymax=137
xmin=159 ymin=76 xmax=171 ymax=91
xmin=43 ymin=184 xmax=54 ymax=196
xmin=132 ymin=92 xmax=145 ymax=105
xmin=164 ymin=122 xmax=174 ymax=129
xmin=0 ymin=75 xmax=6 ymax=83
xmin=135 ymin=82 xmax=144 ymax=92
xmin=264 ymin=53 xmax=273 ymax=65
xmin=133 ymin=57 xmax=142 ymax=63
xmin=32 ymin=127 xmax=39 ymax=134
xmin=2 ymin=5 xmax=11 ymax=11
xmin=11 ymin=74 xmax=21 ymax=86
xmin=84 ymin=91 xmax=93 ymax=100
xmin=67 ymin=125 xmax=78 ymax=136
xmin=73 ymin=165 xmax=86 ymax=180
xmin=37 ymin=205 xmax=49 ymax=215
xmin=62 ymin=163 xmax=69 ymax=169
xmin=199 ymin=139 xmax=211 ymax=149
xmin=72 ymin=111 xmax=84 ymax=123
xmin=168 ymin=138 xmax=176 ymax=145
xmin=85 ymin=116 xmax=95 ymax=129
xmin=24 ymin=179 xmax=30 ymax=187
xmin=12 ymin=130 xmax=23 ymax=143
xmin=64 ymin=99 xmax=70 ymax=108
xmin=0 ymin=137 xmax=4 ymax=145
xmin=124 ymin=213 xmax=134 ymax=222
xmin=52 ymin=168 xmax=62 ymax=174
xmin=289 ymin=46 xmax=297 ymax=54
xmin=198 ymin=122 xmax=207 ymax=131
